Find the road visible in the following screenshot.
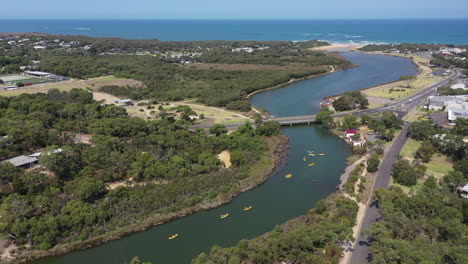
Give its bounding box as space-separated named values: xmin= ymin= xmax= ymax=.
xmin=348 ymin=69 xmax=461 ymax=264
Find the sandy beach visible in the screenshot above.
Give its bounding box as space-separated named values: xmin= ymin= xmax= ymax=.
xmin=312 ymin=43 xmax=364 ymax=51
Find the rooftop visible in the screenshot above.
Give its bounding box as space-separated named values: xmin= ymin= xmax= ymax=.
xmin=4 ymin=155 xmax=38 ymax=167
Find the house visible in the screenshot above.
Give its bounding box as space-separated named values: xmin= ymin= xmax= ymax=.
xmin=4 ymin=155 xmax=38 ymax=168
xmin=352 ymin=140 xmax=364 ymax=146
xmin=344 ymin=129 xmax=357 ymax=139
xmin=33 ymin=46 xmax=47 ymax=50
xmin=458 ymin=184 xmax=468 ymax=198
xmin=114 ymin=99 xmax=133 ymax=106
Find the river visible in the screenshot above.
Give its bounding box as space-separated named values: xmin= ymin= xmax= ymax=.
xmin=33 ymin=51 xmax=416 ymax=264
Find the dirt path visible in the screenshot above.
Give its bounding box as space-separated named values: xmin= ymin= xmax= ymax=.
xmin=217 ymin=150 xmax=232 ymax=168
xmin=93 ymin=92 xmax=121 ymax=104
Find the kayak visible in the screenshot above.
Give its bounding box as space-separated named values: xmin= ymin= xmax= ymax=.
xmin=303 ymin=157 xmax=306 ymax=161
xmin=308 ymin=153 xmax=316 ymax=156
xmin=168 ymin=234 xmax=179 ymax=240
xmin=308 ymin=163 xmax=315 ymax=166
xmin=244 ymin=206 xmax=253 ymax=211
xmin=220 ymin=213 xmax=229 ymax=219
xmin=318 ymin=153 xmax=326 ymax=156
xmin=285 ymin=173 xmax=293 ymax=179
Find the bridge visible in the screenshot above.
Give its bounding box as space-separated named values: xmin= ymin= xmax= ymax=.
xmin=270 ymin=115 xmax=317 ymax=125
xmin=269 ymin=109 xmax=408 ymax=126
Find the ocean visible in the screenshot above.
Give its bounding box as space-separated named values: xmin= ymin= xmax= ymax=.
xmin=0 ymin=19 xmax=467 ymax=44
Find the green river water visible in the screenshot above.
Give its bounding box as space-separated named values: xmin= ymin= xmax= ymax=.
xmin=34 ymin=51 xmax=416 ymax=264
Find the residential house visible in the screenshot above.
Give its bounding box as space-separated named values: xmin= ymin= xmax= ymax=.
xmin=344 ymin=129 xmax=357 ymax=139
xmin=458 ymin=184 xmax=468 ymax=198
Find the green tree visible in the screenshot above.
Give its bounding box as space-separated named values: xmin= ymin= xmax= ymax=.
xmin=453 ymin=118 xmax=468 ymax=136
xmin=415 ymin=145 xmax=435 ymax=163
xmin=255 ymin=121 xmax=280 ymax=136
xmin=209 ymin=124 xmax=228 ymax=136
xmin=316 ymin=109 xmax=333 ymax=127
xmin=391 ymin=160 xmax=418 ymax=186
xmin=342 ymin=114 xmax=360 ymax=130
xmin=367 ymin=154 xmax=380 ymax=173
xmin=408 ymin=121 xmax=438 ymax=141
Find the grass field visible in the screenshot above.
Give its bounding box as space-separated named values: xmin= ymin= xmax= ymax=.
xmin=400 ymin=138 xmax=421 ymax=158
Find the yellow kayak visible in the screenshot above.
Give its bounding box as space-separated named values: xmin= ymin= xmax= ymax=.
xmin=244 ymin=206 xmax=253 ymax=211
xmin=318 ymin=153 xmax=326 ymax=156
xmin=168 ymin=234 xmax=179 ymax=240
xmin=308 ymin=153 xmax=316 ymax=156
xmin=220 ymin=213 xmax=229 ymax=219
xmin=303 ymin=157 xmax=306 ymax=161
xmin=285 ymin=173 xmax=293 ymax=179
xmin=308 ymin=163 xmax=315 ymax=167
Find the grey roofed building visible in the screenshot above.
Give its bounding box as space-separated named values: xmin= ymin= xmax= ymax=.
xmin=4 ymin=155 xmax=38 ymax=168
xmin=24 ymin=71 xmax=52 ymax=77
xmin=427 ymin=95 xmax=468 ymax=111
xmin=46 ymin=75 xmax=69 ymax=81
xmin=448 ymin=108 xmax=468 ymax=125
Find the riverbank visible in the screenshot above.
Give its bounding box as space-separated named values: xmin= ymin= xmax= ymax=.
xmin=246 ymin=67 xmax=333 ymax=100
xmin=246 ymin=60 xmax=358 ymax=102
xmin=11 ymin=135 xmax=289 ymax=264
xmin=323 ymin=51 xmax=422 ymax=104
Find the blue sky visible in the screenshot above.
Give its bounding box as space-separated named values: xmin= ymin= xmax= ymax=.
xmin=3 ymin=0 xmax=468 ymax=19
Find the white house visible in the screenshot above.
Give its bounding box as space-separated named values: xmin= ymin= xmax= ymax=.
xmin=344 ymin=129 xmax=358 ymax=139
xmin=460 ymin=184 xmax=468 ymax=198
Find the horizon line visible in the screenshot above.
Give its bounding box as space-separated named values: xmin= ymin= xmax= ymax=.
xmin=1 ymin=17 xmax=468 ymax=20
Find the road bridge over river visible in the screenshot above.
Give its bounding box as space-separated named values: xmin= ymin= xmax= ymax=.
xmin=269 ymin=68 xmax=460 ymax=126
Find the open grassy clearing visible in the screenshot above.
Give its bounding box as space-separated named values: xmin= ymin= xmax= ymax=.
xmin=125 ymin=100 xmax=251 ymax=125
xmin=362 ymin=55 xmax=443 ymax=101
xmin=0 ymin=76 xmax=143 ymax=97
xmin=367 ymin=101 xmax=385 ymax=109
xmin=395 ymin=138 xmax=454 ymax=194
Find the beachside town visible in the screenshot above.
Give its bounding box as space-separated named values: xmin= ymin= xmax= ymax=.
xmin=1 ymin=32 xmax=468 ymax=264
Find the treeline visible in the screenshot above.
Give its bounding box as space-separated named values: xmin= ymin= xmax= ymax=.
xmin=431 ymin=53 xmax=468 ymax=69
xmin=192 ymin=194 xmax=358 ymax=264
xmin=38 ymin=54 xmax=333 ymax=110
xmin=369 ymin=185 xmax=467 ymax=264
xmin=0 ymin=90 xmax=281 ymax=251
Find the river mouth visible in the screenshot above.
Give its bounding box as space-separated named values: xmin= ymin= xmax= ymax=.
xmin=32 ymin=51 xmax=416 ymax=264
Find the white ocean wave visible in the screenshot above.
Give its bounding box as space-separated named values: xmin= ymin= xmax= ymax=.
xmin=345 ymin=35 xmax=364 ymax=38
xmin=74 ymin=28 xmax=92 ymax=31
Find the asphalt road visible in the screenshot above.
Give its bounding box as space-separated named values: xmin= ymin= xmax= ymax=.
xmin=348 ymin=69 xmax=461 ymax=264
xmin=349 ymin=123 xmax=410 ymax=264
